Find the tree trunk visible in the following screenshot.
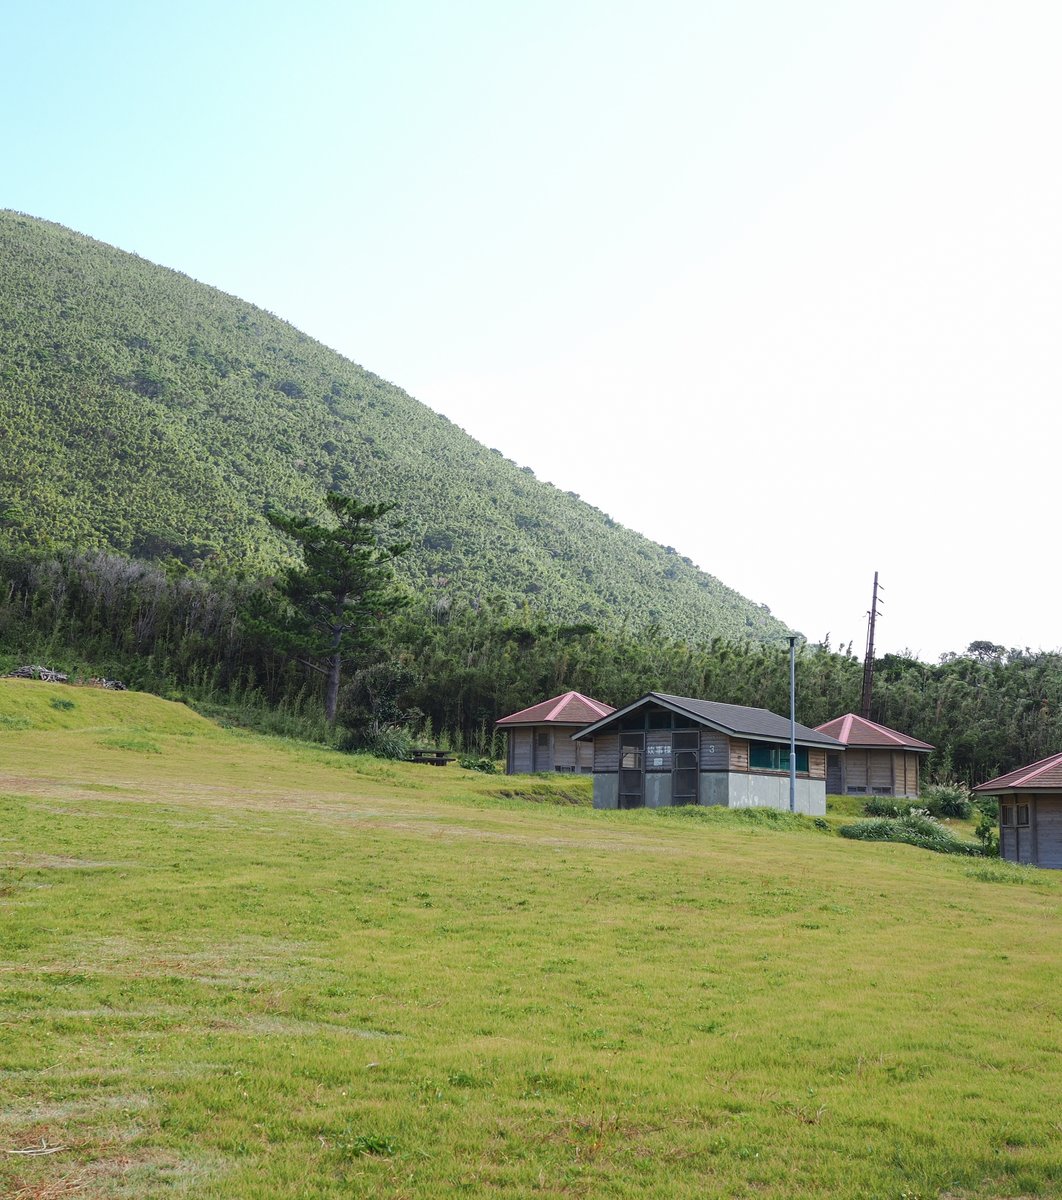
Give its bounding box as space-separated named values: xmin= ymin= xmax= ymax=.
xmin=325 ymin=652 xmax=341 ymax=726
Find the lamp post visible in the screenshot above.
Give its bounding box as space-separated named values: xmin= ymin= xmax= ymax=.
xmin=788 ymin=634 xmax=797 ymax=814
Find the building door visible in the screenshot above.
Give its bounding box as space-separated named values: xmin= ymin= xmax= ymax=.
xmin=619 ymin=734 xmax=644 ymax=808
xmin=672 ymin=731 xmax=699 ymax=805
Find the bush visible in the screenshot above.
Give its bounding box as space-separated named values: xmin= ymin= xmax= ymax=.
xmin=975 ymin=808 xmax=1000 ymax=856
xmin=920 ymin=781 xmax=973 ymax=819
xmin=838 ymin=810 xmax=982 ymax=856
xmin=458 ymin=755 xmax=498 ymax=773
xmin=863 ymin=796 xmax=910 ymax=818
xmin=343 ymin=726 xmax=414 ymax=760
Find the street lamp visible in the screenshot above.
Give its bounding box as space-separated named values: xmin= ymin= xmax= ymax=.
xmin=788 ymin=634 xmax=797 ymax=814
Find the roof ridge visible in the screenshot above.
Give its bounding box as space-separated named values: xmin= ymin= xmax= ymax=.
xmin=544 ymin=691 xmax=578 ymax=722
xmin=855 ymin=714 xmax=906 ymax=746
xmin=1009 ymin=751 xmax=1062 ymax=787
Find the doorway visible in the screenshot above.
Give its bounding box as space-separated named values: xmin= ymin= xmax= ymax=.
xmin=619 ymin=733 xmax=644 ymax=808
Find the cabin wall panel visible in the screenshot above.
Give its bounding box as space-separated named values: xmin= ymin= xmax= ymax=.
xmin=1036 ymin=797 xmax=1062 ymax=869
xmin=511 ymin=729 xmax=533 ymax=774
xmin=699 ymin=730 xmax=729 ymax=771
xmin=553 ymin=732 xmax=577 ymax=770
xmin=870 ymin=751 xmax=894 ymax=791
xmin=593 ymin=733 xmax=619 ymax=772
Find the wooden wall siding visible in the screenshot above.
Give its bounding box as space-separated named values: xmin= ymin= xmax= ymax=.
xmin=644 ymin=731 xmax=673 ymax=772
xmin=846 ymin=750 xmax=869 ymax=790
xmin=553 ymin=731 xmax=577 ymax=770
xmin=594 ymin=733 xmax=619 ymax=772
xmin=699 ymin=730 xmax=730 ymax=771
xmin=1037 ymin=798 xmax=1062 ymax=869
xmin=891 ymin=752 xmax=919 ymax=796
xmin=577 ymin=739 xmax=594 ymax=772
xmin=808 ymin=749 xmax=826 ymax=780
xmin=512 ymin=729 xmax=534 ymax=774
xmin=870 ymin=752 xmax=894 ymax=791
xmin=729 ymin=740 xmax=749 ymax=772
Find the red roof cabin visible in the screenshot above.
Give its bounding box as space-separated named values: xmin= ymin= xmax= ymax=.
xmin=973 ymin=753 xmax=1062 ymax=869
xmin=814 ymin=713 xmax=933 ymax=798
xmin=496 ymin=691 xmax=614 ymax=774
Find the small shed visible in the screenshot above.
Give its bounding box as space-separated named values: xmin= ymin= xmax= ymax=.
xmin=973 ymin=753 xmax=1062 ymax=869
xmin=814 ymin=713 xmax=933 ymax=798
xmin=496 ymin=691 xmax=615 ymax=775
xmin=572 ymin=692 xmax=842 ymax=815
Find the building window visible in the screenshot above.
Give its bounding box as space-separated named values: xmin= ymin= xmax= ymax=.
xmin=748 ymin=741 xmax=809 ymax=773
xmin=536 ymin=729 xmax=549 ymax=750
xmin=1016 ymin=804 xmax=1030 ymax=827
xmin=1001 ymin=804 xmax=1014 ymax=826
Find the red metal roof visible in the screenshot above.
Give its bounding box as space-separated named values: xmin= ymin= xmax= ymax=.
xmin=814 ymin=713 xmax=934 ymax=752
xmin=973 ymin=751 xmax=1062 ymax=793
xmin=496 ymin=691 xmax=615 ymax=728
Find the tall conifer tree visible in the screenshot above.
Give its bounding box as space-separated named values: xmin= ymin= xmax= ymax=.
xmin=263 ymin=495 xmax=410 ymax=725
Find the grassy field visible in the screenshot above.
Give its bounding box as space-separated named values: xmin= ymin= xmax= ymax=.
xmin=2 ymin=680 xmax=1060 ymax=1199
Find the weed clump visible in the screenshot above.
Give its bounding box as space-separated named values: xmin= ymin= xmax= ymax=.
xmin=839 ymin=810 xmax=981 ymax=856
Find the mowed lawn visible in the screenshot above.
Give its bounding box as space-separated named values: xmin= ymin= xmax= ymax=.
xmin=1 ymin=682 xmax=1060 ymax=1199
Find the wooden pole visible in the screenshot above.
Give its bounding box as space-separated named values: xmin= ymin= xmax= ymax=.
xmin=860 ymin=572 xmax=882 ymax=720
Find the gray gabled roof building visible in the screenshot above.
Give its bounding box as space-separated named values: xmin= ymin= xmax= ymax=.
xmin=573 ymin=692 xmax=841 ymax=749
xmin=573 ymin=692 xmax=841 ymax=815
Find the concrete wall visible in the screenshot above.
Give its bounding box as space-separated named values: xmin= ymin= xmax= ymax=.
xmin=593 ymin=774 xmax=619 ymax=809
xmin=724 ymin=772 xmax=826 ymax=816
xmin=644 ymin=773 xmax=672 ymax=808
xmin=592 ymin=770 xmax=825 ymax=815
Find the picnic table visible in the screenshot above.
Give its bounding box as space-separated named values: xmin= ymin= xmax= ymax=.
xmin=408 ymin=748 xmax=455 ymax=767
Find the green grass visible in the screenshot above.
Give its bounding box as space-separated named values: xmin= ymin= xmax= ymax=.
xmin=2 ymin=681 xmax=1061 ymax=1198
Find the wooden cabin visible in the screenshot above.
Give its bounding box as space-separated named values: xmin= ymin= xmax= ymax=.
xmin=814 ymin=713 xmax=933 ymax=798
xmin=496 ymin=691 xmax=614 ymax=774
xmin=973 ymin=753 xmax=1062 ymax=869
xmin=572 ymin=692 xmax=842 ymax=815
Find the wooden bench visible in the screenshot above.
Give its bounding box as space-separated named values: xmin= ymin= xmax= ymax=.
xmin=409 ymin=749 xmax=454 ymax=767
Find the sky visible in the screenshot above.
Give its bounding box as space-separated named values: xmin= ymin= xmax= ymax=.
xmin=5 ymin=0 xmax=1061 ymax=661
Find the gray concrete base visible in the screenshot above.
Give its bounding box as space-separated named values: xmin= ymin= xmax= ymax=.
xmin=591 ymin=771 xmax=825 ymax=815
xmin=720 ymin=772 xmax=825 ymax=816
xmin=644 ymin=773 xmax=672 ymax=808
xmin=593 ymin=774 xmax=618 ymax=809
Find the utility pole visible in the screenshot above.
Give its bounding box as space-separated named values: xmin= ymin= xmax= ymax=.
xmin=860 ymin=572 xmax=883 ymax=719
xmin=788 ymin=634 xmax=797 ymax=813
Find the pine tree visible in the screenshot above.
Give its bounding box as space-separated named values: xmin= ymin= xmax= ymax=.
xmin=262 ymin=495 xmax=410 ymax=725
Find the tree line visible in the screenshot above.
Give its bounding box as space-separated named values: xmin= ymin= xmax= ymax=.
xmin=2 ymin=523 xmax=1060 ymax=783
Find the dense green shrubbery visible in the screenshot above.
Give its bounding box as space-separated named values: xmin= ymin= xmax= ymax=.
xmin=920 ymin=781 xmax=973 ymax=819
xmin=839 ymin=811 xmax=982 ymax=856
xmin=862 ymin=796 xmax=912 ymax=819
xmin=457 ymin=755 xmax=499 ymax=773
xmin=863 ymin=783 xmax=973 ymax=821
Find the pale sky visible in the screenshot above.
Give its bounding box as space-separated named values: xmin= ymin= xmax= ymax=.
xmin=6 ymin=0 xmax=1061 ymax=661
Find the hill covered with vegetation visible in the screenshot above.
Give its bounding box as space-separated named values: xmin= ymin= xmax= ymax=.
xmin=0 ymin=210 xmax=786 ymax=643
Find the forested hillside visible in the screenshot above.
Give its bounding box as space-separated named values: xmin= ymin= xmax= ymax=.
xmin=1 ymin=548 xmax=1058 ymax=782
xmin=0 ymin=210 xmax=786 ymax=643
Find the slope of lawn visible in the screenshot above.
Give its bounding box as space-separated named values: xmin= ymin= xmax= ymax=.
xmin=1 ymin=680 xmax=1060 ymax=1199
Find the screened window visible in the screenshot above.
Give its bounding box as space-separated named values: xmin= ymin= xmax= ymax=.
xmin=748 ymin=741 xmax=809 ymax=773
xmin=620 ymin=745 xmax=643 ymax=770
xmin=1016 ymin=804 xmax=1030 ymax=827
xmin=536 ymin=729 xmax=549 ymax=750
xmin=1000 ymin=804 xmax=1014 ymax=826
